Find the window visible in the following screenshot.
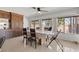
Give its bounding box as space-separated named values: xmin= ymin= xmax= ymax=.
xmin=58 ymin=16 xmax=79 ymax=34
xmin=0 ymin=18 xmax=9 ymax=29
xmin=70 ymin=17 xmax=78 ymax=34
xmin=64 ymin=17 xmax=71 ymax=33
xmin=30 ymin=20 xmax=40 ymax=30
xmin=75 ymin=17 xmax=79 ymax=34
xmin=58 ymin=17 xmax=64 ymax=32
xmin=42 ymin=19 xmax=52 ymax=31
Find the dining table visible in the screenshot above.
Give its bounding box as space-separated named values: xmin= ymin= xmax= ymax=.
xmin=27 ymin=30 xmax=54 ymax=35
xmin=26 ymin=29 xmax=63 ymax=51
xmin=27 ymin=30 xmax=55 ymax=45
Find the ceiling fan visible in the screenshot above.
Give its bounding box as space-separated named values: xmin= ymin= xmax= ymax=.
xmin=32 ymin=7 xmax=48 ymax=13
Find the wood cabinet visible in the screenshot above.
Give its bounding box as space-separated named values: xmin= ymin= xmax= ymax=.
xmin=0 ymin=10 xmax=23 ymax=29
xmin=0 ymin=10 xmax=10 ymax=19
xmin=0 ymin=10 xmax=23 ymax=38
xmin=9 ymin=12 xmax=23 ymax=36
xmin=11 ymin=13 xmax=23 ymax=29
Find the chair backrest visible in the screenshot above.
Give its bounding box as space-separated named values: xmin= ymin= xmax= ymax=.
xmin=48 ymin=27 xmax=52 ymax=31
xmin=23 ymin=28 xmax=27 ymax=35
xmin=30 ymin=28 xmax=36 ymax=38
xmin=51 ymin=30 xmax=61 ymax=40
xmin=0 ymin=37 xmax=5 ymax=48
xmin=55 ymin=30 xmax=61 ymax=38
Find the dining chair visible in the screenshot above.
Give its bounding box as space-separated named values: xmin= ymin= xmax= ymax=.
xmin=23 ymin=28 xmax=28 ymax=44
xmin=0 ymin=37 xmax=5 ymax=49
xmin=30 ymin=28 xmax=37 ymax=48
xmin=48 ymin=27 xmax=52 ymax=31
xmin=47 ymin=30 xmax=64 ymax=52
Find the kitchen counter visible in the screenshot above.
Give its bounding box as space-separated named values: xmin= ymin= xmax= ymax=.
xmin=0 ymin=29 xmax=22 ymax=39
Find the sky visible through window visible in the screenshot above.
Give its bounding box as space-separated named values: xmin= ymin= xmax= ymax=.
xmin=65 ymin=18 xmax=70 ymax=25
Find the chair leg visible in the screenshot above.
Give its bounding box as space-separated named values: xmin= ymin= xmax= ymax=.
xmin=23 ymin=38 xmax=24 ymax=43
xmin=26 ymin=39 xmax=28 ymax=45
xmin=35 ymin=40 xmax=37 ymax=48
xmin=46 ymin=35 xmax=49 ymax=42
xmin=30 ymin=41 xmax=32 ymax=46
xmin=47 ymin=39 xmax=54 ymax=47
xmin=0 ymin=48 xmax=2 ymax=52
xmin=38 ymin=39 xmax=41 ymax=45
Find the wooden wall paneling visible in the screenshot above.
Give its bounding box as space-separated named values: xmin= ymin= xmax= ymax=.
xmin=0 ymin=10 xmax=23 ymax=38
xmin=11 ymin=13 xmax=23 ymax=29
xmin=18 ymin=15 xmax=23 ymax=29
xmin=0 ymin=10 xmax=10 ymax=19
xmin=9 ymin=12 xmax=12 ymax=29
xmin=10 ymin=12 xmax=23 ymax=36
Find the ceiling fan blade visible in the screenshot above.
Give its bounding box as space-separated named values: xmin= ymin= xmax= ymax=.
xmin=32 ymin=7 xmax=36 ymax=9
xmin=40 ymin=10 xmax=48 ymax=12
xmin=37 ymin=8 xmax=41 ymax=11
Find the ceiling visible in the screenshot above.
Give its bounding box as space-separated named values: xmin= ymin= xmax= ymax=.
xmin=0 ymin=7 xmax=76 ymax=17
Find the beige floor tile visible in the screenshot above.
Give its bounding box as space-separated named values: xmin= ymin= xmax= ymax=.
xmin=1 ymin=36 xmax=79 ymax=52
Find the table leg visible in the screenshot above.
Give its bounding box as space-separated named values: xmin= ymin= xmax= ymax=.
xmin=38 ymin=38 xmax=42 ymax=45
xmin=46 ymin=35 xmax=49 ymax=42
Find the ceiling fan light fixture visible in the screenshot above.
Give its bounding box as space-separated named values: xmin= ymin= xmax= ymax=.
xmin=38 ymin=11 xmax=41 ymax=14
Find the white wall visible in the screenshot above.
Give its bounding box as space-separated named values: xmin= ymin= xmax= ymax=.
xmin=23 ymin=16 xmax=29 ymax=28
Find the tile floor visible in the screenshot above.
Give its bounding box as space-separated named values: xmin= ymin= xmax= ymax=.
xmin=1 ymin=36 xmax=79 ymax=52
